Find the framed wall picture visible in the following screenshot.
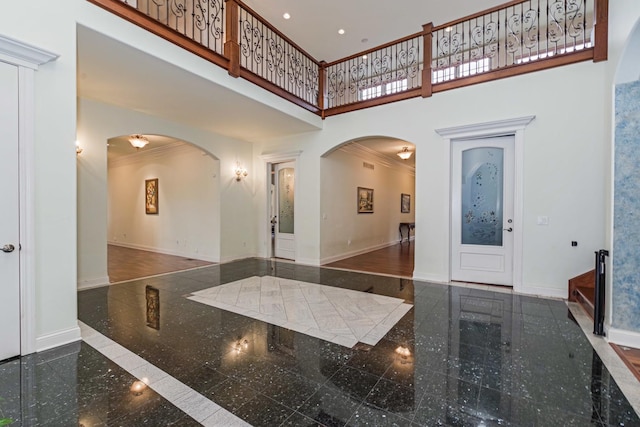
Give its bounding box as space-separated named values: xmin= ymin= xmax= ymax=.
xmin=357 ymin=187 xmax=374 ymax=214
xmin=401 ymin=193 xmax=411 ymax=213
xmin=145 ymin=178 xmax=159 ymax=214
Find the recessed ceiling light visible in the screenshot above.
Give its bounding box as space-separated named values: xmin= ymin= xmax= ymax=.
xmin=445 ymin=26 xmax=452 ymax=32
xmin=283 ymin=12 xmax=290 ymax=20
xmin=362 ymin=55 xmax=367 ymax=59
xmin=338 ymin=29 xmax=345 ymax=35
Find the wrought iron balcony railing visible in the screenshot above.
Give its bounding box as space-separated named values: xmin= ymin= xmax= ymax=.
xmin=87 ymin=0 xmax=608 ymax=118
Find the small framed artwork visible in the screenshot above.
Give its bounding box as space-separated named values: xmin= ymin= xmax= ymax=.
xmin=401 ymin=193 xmax=411 ymax=213
xmin=145 ymin=178 xmax=159 ymax=214
xmin=357 ymin=187 xmax=374 ymax=214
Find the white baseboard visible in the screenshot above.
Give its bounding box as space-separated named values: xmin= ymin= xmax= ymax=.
xmin=108 ymin=241 xmax=218 ymax=263
xmin=77 ymin=276 xmax=110 ymax=290
xmin=320 ymin=241 xmax=399 ymax=265
xmin=296 ymin=258 xmax=320 ymax=266
xmin=412 ymin=271 xmax=448 ymax=284
xmin=517 ymin=284 xmax=567 ymax=299
xmin=219 ymin=254 xmax=256 ymax=264
xmin=606 ymin=326 xmax=640 ymax=348
xmin=36 ymin=325 xmax=82 ymax=352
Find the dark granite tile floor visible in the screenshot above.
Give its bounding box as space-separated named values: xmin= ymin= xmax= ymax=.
xmin=1 ymin=258 xmax=639 ymax=426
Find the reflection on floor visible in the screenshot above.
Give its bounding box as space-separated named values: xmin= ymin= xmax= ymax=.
xmin=188 ymin=276 xmax=413 ymax=348
xmin=325 ymin=242 xmax=414 ymax=278
xmin=108 ymin=244 xmax=214 ymax=283
xmin=1 ymin=258 xmax=639 ymax=426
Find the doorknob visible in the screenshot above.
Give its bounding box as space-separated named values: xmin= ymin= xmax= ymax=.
xmin=2 ymin=244 xmax=15 ymax=253
xmin=503 ymin=227 xmax=513 ymax=232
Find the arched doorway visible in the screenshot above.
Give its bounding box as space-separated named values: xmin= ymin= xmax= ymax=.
xmin=319 ymin=136 xmax=416 ymax=277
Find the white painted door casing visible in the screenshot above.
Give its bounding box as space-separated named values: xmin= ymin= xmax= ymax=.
xmin=0 ymin=60 xmax=21 ymax=361
xmin=451 ymin=136 xmax=515 ymax=286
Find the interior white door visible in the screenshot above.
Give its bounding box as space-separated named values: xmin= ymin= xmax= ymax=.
xmin=451 ymin=136 xmax=514 ymax=286
xmin=0 ymin=60 xmax=21 ymax=361
xmin=274 ymin=162 xmax=295 ymax=260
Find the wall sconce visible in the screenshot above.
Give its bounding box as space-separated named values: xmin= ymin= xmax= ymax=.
xmin=75 ymin=141 xmax=83 ymax=155
xmin=234 ymin=162 xmax=248 ymax=181
xmin=129 ymin=134 xmax=149 ymax=150
xmin=397 ymin=146 xmax=412 ymax=160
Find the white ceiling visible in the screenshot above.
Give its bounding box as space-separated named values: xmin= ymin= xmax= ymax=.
xmin=78 ymin=1 xmax=504 ymax=162
xmin=242 ymin=0 xmax=505 ymax=63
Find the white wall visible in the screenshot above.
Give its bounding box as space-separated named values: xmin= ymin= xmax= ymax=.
xmin=320 ymin=146 xmax=415 ymax=263
xmin=0 ymin=1 xmax=80 ymax=349
xmin=108 ymin=143 xmax=219 ymax=262
xmin=78 ymin=98 xmax=256 ymax=288
xmin=256 ymin=59 xmax=614 ymax=298
xmin=3 ymin=0 xmax=639 ymax=353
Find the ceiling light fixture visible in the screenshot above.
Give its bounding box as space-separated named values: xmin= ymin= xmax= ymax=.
xmin=129 ymin=134 xmax=149 ymax=150
xmin=338 ymin=29 xmax=345 ymax=35
xmin=283 ymin=12 xmax=290 ymax=20
xmin=75 ymin=141 xmax=83 ymax=155
xmin=397 ymin=146 xmax=413 ymax=160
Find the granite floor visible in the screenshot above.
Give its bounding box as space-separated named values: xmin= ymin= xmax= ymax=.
xmin=1 ymin=258 xmax=639 ymax=426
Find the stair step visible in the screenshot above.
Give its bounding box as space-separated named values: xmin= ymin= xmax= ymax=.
xmin=575 ymin=286 xmax=595 ymax=319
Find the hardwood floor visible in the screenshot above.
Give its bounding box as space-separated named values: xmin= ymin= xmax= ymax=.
xmin=611 ymin=344 xmax=640 ymax=383
xmin=324 ymin=242 xmax=414 ymax=278
xmin=107 ymin=245 xmax=214 ymax=283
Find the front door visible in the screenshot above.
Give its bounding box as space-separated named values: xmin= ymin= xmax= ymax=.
xmin=0 ymin=60 xmax=21 ymax=360
xmin=274 ymin=162 xmax=295 ymax=260
xmin=451 ymin=136 xmax=514 ymax=286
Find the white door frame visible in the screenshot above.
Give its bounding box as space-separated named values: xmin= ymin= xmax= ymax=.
xmin=260 ymin=151 xmax=302 ymax=260
xmin=451 ymin=136 xmax=515 ymax=286
xmin=436 ymin=116 xmax=535 ymax=293
xmin=0 ymin=35 xmax=59 ymax=355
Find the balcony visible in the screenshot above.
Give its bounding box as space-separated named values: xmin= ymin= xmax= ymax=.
xmin=87 ymin=0 xmax=608 ymax=118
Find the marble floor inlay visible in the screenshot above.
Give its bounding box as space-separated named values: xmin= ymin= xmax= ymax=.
xmin=188 ymin=275 xmax=413 ymax=348
xmin=4 ymin=258 xmax=640 ymax=426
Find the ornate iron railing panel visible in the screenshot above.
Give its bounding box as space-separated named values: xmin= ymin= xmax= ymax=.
xmin=238 ymin=6 xmax=319 ymax=107
xmin=325 ymin=36 xmax=423 ymax=109
xmin=432 ymin=0 xmax=594 ymax=83
xmin=120 ymin=0 xmax=225 ymax=56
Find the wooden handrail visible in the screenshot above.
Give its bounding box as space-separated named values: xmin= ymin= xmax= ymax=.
xmin=324 ymin=32 xmax=423 ymax=68
xmin=235 ymin=0 xmax=320 ymax=67
xmin=87 ymin=0 xmax=608 ymax=119
xmin=432 ymin=0 xmax=534 ymax=32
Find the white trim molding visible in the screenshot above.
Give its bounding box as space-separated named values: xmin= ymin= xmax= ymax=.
xmin=0 ymin=34 xmax=58 ymax=69
xmin=0 ymin=34 xmax=60 ymax=356
xmin=77 ymin=276 xmax=111 ymax=291
xmin=260 ymin=150 xmax=302 ymax=260
xmin=35 ymin=325 xmax=82 ymax=353
xmin=435 ymin=116 xmax=535 ymax=293
xmin=607 ymin=326 xmax=640 ymax=349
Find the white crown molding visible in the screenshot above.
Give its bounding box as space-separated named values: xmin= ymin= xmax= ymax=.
xmin=260 ymin=150 xmax=303 ymax=162
xmin=435 ymin=115 xmax=536 ymax=139
xmin=339 ymin=142 xmax=416 ymax=174
xmin=0 ymin=34 xmax=59 ymax=69
xmin=110 ymin=141 xmax=197 ymax=167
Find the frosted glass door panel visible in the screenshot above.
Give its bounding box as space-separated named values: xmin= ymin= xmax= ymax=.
xmin=278 ymin=168 xmax=294 ymax=234
xmin=461 ymin=147 xmax=504 ymax=246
